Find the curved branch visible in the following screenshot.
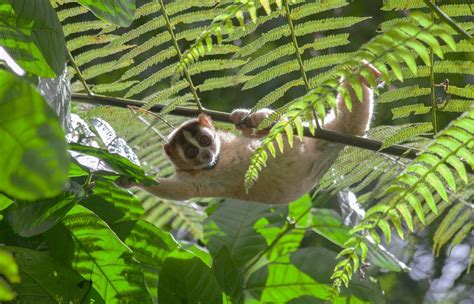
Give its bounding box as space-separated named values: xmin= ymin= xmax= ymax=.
xmin=71 ymin=92 xmax=421 ymax=160
xmin=423 ymin=0 xmax=472 ymax=39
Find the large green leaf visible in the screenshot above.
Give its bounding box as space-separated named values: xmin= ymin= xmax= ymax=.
xmin=0 ymin=194 xmax=13 ymax=214
xmin=246 ymin=254 xmax=332 ymax=302
xmin=204 ymin=200 xmax=280 ymax=268
xmin=77 ymin=0 xmax=136 ymax=27
xmin=0 ymin=0 xmax=66 ymax=76
xmin=111 ymin=220 xmax=179 ymax=303
xmin=254 ymin=195 xmax=312 ymax=262
xmin=69 ymin=143 xmax=157 ymax=185
xmin=158 ymin=249 xmax=223 ymax=304
xmin=0 ymin=249 xmax=20 ymax=301
xmin=204 ymin=197 xmax=312 ymax=272
xmin=0 ymin=70 xmax=69 ymax=200
xmin=5 ymin=246 xmax=104 ymax=303
xmin=212 ymin=246 xmax=244 ymax=303
xmin=45 ymin=205 xmax=152 ymax=303
xmin=80 ymin=178 xmax=143 ymax=224
xmin=5 ymin=182 xmax=83 ymax=237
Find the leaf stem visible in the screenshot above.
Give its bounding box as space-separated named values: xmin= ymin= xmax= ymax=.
xmin=71 ymin=92 xmax=421 ymax=160
xmin=157 ymin=0 xmax=204 ymax=112
xmin=429 ymin=47 xmax=438 ymax=134
xmin=423 ymin=0 xmax=472 ymax=39
xmin=67 ymin=49 xmax=93 ymax=96
xmin=284 ymin=0 xmax=321 ymax=129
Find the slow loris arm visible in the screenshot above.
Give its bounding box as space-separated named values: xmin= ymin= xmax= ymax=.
xmin=143 ymin=176 xmax=196 ymax=201
xmin=324 ymin=64 xmax=381 ymax=135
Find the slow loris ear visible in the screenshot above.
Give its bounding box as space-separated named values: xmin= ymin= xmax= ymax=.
xmin=198 ymin=113 xmax=214 ymax=129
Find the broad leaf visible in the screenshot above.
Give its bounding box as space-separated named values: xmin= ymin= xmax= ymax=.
xmin=45 ymin=205 xmax=152 ymax=303
xmin=5 ymin=246 xmax=103 ymax=303
xmin=6 ymin=182 xmax=83 ymax=237
xmin=77 ymin=0 xmax=136 ymax=27
xmin=111 ymin=220 xmax=179 ymax=303
xmin=0 ymin=249 xmax=20 ymax=301
xmin=158 ymin=249 xmax=223 ymax=304
xmin=212 ymin=246 xmax=244 ymax=303
xmin=69 ymin=143 xmax=157 ymax=185
xmin=246 ymin=254 xmax=331 ymax=302
xmin=0 ymin=70 xmax=69 ymax=200
xmin=0 ymin=0 xmax=66 ymax=76
xmin=205 ymin=199 xmax=301 ymax=269
xmin=80 ymin=178 xmax=143 ymax=224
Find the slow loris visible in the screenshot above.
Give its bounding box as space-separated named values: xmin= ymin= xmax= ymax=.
xmin=130 ymin=65 xmax=380 ymax=204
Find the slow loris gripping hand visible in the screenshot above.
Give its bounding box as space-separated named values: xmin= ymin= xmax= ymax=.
xmin=128 ymin=65 xmax=381 ymax=204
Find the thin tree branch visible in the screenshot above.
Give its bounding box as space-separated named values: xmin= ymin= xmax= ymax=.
xmin=429 ymin=43 xmax=438 ymax=133
xmin=423 ymin=0 xmax=472 ymax=39
xmin=67 ymin=49 xmax=93 ymax=96
xmin=284 ymin=0 xmax=321 ymax=129
xmin=157 ymin=0 xmax=204 ymax=112
xmin=71 ymin=92 xmax=421 ymax=160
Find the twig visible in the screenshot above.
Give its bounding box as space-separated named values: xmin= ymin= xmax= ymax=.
xmin=423 ymin=0 xmax=472 ymax=39
xmin=284 ymin=0 xmax=321 ymax=129
xmin=429 ymin=44 xmax=438 ymax=133
xmin=71 ymin=92 xmax=421 ymax=160
xmin=67 ymin=49 xmax=93 ymax=96
xmin=158 ymin=0 xmax=204 ymax=112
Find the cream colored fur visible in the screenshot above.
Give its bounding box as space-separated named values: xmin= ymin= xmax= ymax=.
xmin=141 ymin=75 xmax=375 ymax=204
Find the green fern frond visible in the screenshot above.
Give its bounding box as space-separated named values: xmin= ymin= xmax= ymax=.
xmin=121 ymin=47 xmax=177 ymax=81
xmin=143 ymin=81 xmax=189 ymax=110
xmin=82 ymin=59 xmax=134 ymax=80
xmin=433 ymin=203 xmax=472 ymax=256
xmin=253 ymin=79 xmax=305 ymax=110
xmin=124 ymin=65 xmax=175 ymax=98
xmin=378 ymin=85 xmax=430 ymax=104
xmin=237 ymin=17 xmax=369 ymax=58
xmin=440 ymin=99 xmax=473 ymax=113
xmin=160 ymin=93 xmax=195 ymax=115
xmin=67 ymin=34 xmax=118 ymax=52
xmin=290 ymin=0 xmax=348 ymax=20
xmin=332 ymin=109 xmax=473 ymax=294
xmin=197 ymin=75 xmax=251 ymax=92
xmin=381 ymin=122 xmax=433 ymax=148
xmin=243 ymin=60 xmax=299 ymax=90
xmin=75 ymin=44 xmax=135 ymax=66
xmin=56 ymin=5 xmax=89 ymax=21
xmin=188 ymin=59 xmax=246 ymax=75
xmin=246 ymin=13 xmax=457 ymax=191
xmin=448 ymin=85 xmax=474 ymax=99
xmin=391 ymin=104 xmax=431 ymax=119
xmin=240 ymin=33 xmax=349 ymax=77
xmin=63 ymin=20 xmax=110 ymax=36
xmin=92 ymin=81 xmax=139 ymax=94
xmin=381 ymin=0 xmax=424 ymax=11
xmin=140 ymin=191 xmax=206 ymax=240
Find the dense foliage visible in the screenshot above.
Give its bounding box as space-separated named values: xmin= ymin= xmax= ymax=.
xmin=0 ymin=0 xmax=472 ymax=303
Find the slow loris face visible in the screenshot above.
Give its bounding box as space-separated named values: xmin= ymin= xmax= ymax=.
xmin=164 ymin=114 xmax=221 ymax=171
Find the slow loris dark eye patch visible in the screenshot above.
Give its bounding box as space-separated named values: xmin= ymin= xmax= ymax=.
xmin=183 ymin=144 xmax=199 ymax=159
xmin=198 ymin=135 xmax=211 ymax=147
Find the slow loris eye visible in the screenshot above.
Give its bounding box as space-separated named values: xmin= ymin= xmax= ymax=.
xmin=184 ymin=145 xmax=199 ymax=159
xmin=198 ymin=135 xmax=211 ymax=147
